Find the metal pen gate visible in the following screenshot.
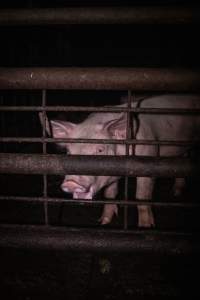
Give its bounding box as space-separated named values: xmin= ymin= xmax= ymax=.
xmin=0 ymin=3 xmax=200 ymax=299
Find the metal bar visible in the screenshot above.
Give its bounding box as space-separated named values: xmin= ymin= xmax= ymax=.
xmin=0 ymin=68 xmax=199 ymax=91
xmin=42 ymin=90 xmax=47 ymax=153
xmin=0 ymin=94 xmax=6 ymax=152
xmin=0 ymin=153 xmax=199 ymax=177
xmin=1 ymin=195 xmax=199 ymax=208
xmin=42 ymin=89 xmax=48 ymax=225
xmin=0 ymin=224 xmax=199 ymax=255
xmin=0 ymin=6 xmax=199 ymax=26
xmin=0 ymin=137 xmax=198 ymax=146
xmin=1 ymin=106 xmax=200 ymax=114
xmin=124 ymin=90 xmax=132 ymax=229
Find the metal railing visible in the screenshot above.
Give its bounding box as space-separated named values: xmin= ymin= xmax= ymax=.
xmin=0 ymin=5 xmax=200 ymax=253
xmin=0 ymin=5 xmax=199 ymax=25
xmin=0 ymin=68 xmax=199 ymax=91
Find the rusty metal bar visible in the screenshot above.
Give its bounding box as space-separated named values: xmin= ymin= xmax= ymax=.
xmin=0 ymin=195 xmax=199 ymax=208
xmin=0 ymin=6 xmax=199 ymax=26
xmin=0 ymin=137 xmax=198 ymax=146
xmin=0 ymin=153 xmax=199 ymax=177
xmin=1 ymin=106 xmax=200 ymax=113
xmin=124 ymin=90 xmax=132 ymax=229
xmin=0 ymin=224 xmax=199 ymax=255
xmin=42 ymin=89 xmax=48 ymax=225
xmin=0 ymin=68 xmax=199 ymax=91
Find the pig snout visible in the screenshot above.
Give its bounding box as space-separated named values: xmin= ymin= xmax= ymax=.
xmin=61 ymin=180 xmax=86 ymax=193
xmin=61 ymin=179 xmax=94 ymax=200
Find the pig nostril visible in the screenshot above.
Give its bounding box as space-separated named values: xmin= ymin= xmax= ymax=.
xmin=61 ymin=186 xmax=69 ymax=193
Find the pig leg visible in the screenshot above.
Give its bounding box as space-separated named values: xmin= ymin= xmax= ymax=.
xmin=136 ymin=177 xmax=155 ymax=227
xmin=173 ymin=178 xmax=186 ymax=197
xmin=135 ymin=145 xmax=156 ymax=227
xmin=100 ymin=182 xmax=118 ymax=225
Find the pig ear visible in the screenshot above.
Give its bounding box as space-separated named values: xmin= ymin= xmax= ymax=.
xmin=103 ymin=114 xmax=127 ymax=139
xmin=50 ymin=120 xmax=76 ymax=138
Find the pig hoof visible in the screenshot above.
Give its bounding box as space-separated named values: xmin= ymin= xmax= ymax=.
xmin=99 ymin=204 xmax=118 ymax=225
xmin=138 ymin=205 xmax=155 ymax=228
xmin=100 ymin=216 xmax=111 ymax=225
xmin=173 ymin=188 xmax=182 ymax=197
xmin=173 ymin=186 xmax=184 ymax=197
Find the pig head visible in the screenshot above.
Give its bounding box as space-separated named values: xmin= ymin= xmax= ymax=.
xmin=40 ymin=111 xmax=127 ymax=225
xmin=52 ymin=114 xmax=126 ymax=197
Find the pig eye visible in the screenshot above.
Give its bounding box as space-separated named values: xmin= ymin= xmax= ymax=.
xmin=96 ymin=145 xmax=105 ymax=154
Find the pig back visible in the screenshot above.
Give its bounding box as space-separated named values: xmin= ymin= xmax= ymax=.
xmin=136 ymin=94 xmax=200 ymax=142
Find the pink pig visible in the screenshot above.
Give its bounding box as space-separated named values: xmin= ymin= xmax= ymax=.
xmin=41 ymin=94 xmax=200 ymax=227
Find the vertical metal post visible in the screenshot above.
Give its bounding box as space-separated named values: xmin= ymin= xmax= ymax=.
xmin=124 ymin=90 xmax=132 ymax=229
xmin=42 ymin=89 xmax=49 ymax=225
xmin=0 ymin=94 xmax=5 ymax=152
xmin=13 ymin=93 xmax=19 ymax=153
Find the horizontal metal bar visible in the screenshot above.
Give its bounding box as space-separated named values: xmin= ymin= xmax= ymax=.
xmin=0 ymin=6 xmax=199 ymax=26
xmin=0 ymin=195 xmax=199 ymax=209
xmin=0 ymin=224 xmax=199 ymax=255
xmin=0 ymin=68 xmax=199 ymax=91
xmin=0 ymin=137 xmax=198 ymax=147
xmin=1 ymin=106 xmax=126 ymax=112
xmin=1 ymin=105 xmax=200 ymax=114
xmin=0 ymin=153 xmax=199 ymax=177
